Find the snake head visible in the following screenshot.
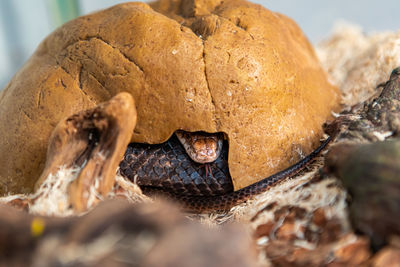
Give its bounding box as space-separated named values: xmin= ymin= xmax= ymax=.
xmin=175 ymin=131 xmax=224 ymax=164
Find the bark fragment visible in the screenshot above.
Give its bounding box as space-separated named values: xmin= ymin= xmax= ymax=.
xmin=0 ymin=200 xmax=257 ymax=267
xmin=325 ymin=67 xmax=400 ymax=249
xmin=35 ymin=92 xmax=136 ymax=213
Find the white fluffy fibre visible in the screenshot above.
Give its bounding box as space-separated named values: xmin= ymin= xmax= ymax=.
xmin=0 ymin=166 xmax=80 ymax=216
xmin=237 ymin=173 xmax=348 ymax=227
xmin=108 ymin=173 xmax=151 ymax=204
xmin=0 ymin=168 xmax=150 ymax=216
xmin=317 ymin=21 xmax=400 ymax=106
xmin=28 ymin=166 xmax=80 ymax=216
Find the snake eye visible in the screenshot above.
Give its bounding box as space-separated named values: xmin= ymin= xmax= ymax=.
xmin=193 ymin=139 xmax=206 ymax=152
xmin=208 ymin=141 xmax=217 ymax=151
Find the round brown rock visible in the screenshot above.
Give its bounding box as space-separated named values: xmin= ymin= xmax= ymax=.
xmin=0 ymin=0 xmax=339 ymax=195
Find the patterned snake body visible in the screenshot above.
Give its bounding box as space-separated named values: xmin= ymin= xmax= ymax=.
xmin=119 ymin=133 xmax=331 ymax=213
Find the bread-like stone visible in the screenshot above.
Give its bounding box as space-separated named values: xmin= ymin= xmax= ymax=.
xmin=0 ymin=0 xmax=339 ymax=194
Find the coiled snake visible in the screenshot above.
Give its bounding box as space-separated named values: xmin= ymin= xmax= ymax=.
xmin=119 ymin=132 xmax=331 ymax=213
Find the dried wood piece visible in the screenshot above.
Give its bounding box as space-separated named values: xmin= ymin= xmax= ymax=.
xmin=35 ymin=92 xmax=136 ymax=213
xmin=326 ymin=140 xmax=400 ymax=249
xmin=324 ymin=67 xmax=400 ymax=143
xmin=325 ymin=68 xmax=400 ymax=249
xmin=371 ymin=246 xmax=400 ymax=267
xmin=0 ymin=200 xmax=257 ymax=267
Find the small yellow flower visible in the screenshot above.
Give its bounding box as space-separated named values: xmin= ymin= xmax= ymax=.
xmin=31 ymin=217 xmax=45 ymax=237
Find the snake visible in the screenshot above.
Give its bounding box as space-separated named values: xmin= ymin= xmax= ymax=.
xmin=119 ymin=131 xmax=331 ymax=213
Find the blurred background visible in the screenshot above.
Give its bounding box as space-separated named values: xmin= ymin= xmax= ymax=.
xmin=0 ymin=0 xmax=399 ymax=89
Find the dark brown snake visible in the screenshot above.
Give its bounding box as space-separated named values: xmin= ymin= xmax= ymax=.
xmin=119 ymin=134 xmax=331 ymax=213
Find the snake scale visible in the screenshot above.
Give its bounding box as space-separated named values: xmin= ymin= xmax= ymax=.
xmin=119 ymin=134 xmax=331 ymax=213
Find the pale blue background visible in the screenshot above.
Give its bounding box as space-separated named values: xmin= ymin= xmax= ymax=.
xmin=1 ymin=0 xmax=399 ymax=89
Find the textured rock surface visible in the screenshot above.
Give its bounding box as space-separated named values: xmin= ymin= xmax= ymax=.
xmin=0 ymin=0 xmax=339 ymax=195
